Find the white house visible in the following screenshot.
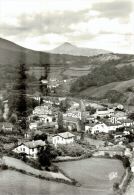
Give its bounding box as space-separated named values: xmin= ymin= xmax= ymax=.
xmin=93 ymin=108 xmax=114 ymax=118
xmin=91 ymin=123 xmax=109 ymax=134
xmin=120 ymin=119 xmax=134 ymax=127
xmin=33 ymin=105 xmax=52 ymax=116
xmin=52 ymin=132 xmax=75 ymax=146
xmin=13 ymin=140 xmax=46 ymax=158
xmin=40 ymin=115 xmax=54 ymax=124
xmin=109 ymin=116 xmax=120 ymax=124
xmin=63 ymin=111 xmax=82 ymax=120
xmin=85 ymin=123 xmax=95 ymax=133
xmin=114 ymin=111 xmax=127 ymax=120
xmin=105 ymin=122 xmax=123 ymax=131
xmin=29 ymin=122 xmax=38 ymax=130
xmin=1 ymin=122 xmax=13 ymax=131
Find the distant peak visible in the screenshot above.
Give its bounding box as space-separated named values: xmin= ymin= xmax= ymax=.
xmin=62 ymin=42 xmax=73 ymax=46
xmin=60 ymin=42 xmax=76 ymax=48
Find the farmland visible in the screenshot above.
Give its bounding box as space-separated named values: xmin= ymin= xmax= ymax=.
xmin=0 ymin=170 xmax=110 ymax=195
xmin=0 ymin=158 xmax=125 ymax=195
xmin=56 ymin=158 xmax=125 ymax=191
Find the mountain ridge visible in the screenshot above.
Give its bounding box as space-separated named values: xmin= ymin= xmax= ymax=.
xmin=49 ymin=42 xmax=111 ymax=57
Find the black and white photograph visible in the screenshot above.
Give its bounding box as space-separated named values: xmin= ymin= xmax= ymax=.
xmin=0 ymin=0 xmax=134 ymax=194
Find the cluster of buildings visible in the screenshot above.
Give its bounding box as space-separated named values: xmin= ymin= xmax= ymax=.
xmin=85 ymin=106 xmax=134 ymax=135
xmin=3 ymin=96 xmax=134 ymax=168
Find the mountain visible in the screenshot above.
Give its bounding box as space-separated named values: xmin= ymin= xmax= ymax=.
xmin=1 ymin=37 xmax=134 ymax=106
xmin=49 ymin=42 xmax=110 ymax=57
xmin=0 ymin=37 xmax=42 ymax=66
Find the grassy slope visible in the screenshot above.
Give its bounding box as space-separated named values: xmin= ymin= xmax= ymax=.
xmin=78 ymin=79 xmax=134 ymax=99
xmin=57 ymin=158 xmax=124 ymax=189
xmin=0 ymin=170 xmax=110 ymax=195
xmin=3 ymin=156 xmax=71 ymax=181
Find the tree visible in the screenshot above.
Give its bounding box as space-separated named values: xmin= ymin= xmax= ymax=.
xmin=37 ymin=144 xmax=57 ymax=170
xmin=59 ymin=99 xmax=70 ymax=113
xmin=39 ymin=63 xmax=50 ymax=98
xmin=34 ymin=133 xmax=48 ymax=142
xmin=113 ymin=182 xmax=122 ymax=195
xmin=9 ymin=113 xmax=18 ymax=124
xmin=57 ymin=111 xmax=64 ymax=132
xmin=86 ymin=105 xmax=96 ymax=115
xmin=128 ymin=112 xmax=134 ymax=120
xmin=7 ymin=60 xmax=28 ymax=132
xmin=122 ymin=157 xmax=130 ymax=168
xmin=15 ymin=63 xmax=27 ymax=118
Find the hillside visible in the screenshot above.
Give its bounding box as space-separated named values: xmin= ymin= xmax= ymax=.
xmin=1 ymin=37 xmax=134 ymax=104
xmin=49 ymin=42 xmax=110 ymax=57
xmin=78 ymin=79 xmax=134 ymax=97
xmin=0 ymin=38 xmax=42 ymax=66
xmin=76 ymin=79 xmax=134 ymax=105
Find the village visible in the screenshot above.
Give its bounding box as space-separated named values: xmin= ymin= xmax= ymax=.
xmin=0 ymin=87 xmax=134 ymax=194
xmin=0 ymin=72 xmax=133 ymax=195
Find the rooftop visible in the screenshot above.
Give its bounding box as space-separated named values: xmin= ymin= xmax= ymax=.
xmin=21 ymin=140 xmax=46 ymax=149
xmin=54 ymin=132 xmax=75 ymax=139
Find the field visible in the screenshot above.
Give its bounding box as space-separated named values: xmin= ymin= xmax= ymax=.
xmin=0 ymin=158 xmax=125 ymax=195
xmin=57 ymin=158 xmax=125 ymax=191
xmin=78 ymin=79 xmax=134 ymax=99
xmin=3 ymin=156 xmax=70 ymax=181
xmin=63 ymin=65 xmax=92 ymax=77
xmin=0 ymin=170 xmax=111 ymax=195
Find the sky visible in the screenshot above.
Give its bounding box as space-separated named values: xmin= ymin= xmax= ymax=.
xmin=0 ymin=0 xmax=134 ymax=54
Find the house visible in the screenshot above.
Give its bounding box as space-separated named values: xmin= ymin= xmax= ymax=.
xmin=114 ymin=111 xmax=127 ymax=120
xmin=63 ymin=111 xmax=82 ymax=120
xmin=13 ymin=140 xmax=46 ymax=158
xmin=33 ymin=105 xmax=52 ymax=116
xmin=124 ymin=147 xmax=132 ymax=158
xmin=63 ymin=116 xmax=81 ymax=131
xmin=105 ymin=122 xmax=122 ymax=131
xmin=29 ymin=122 xmax=38 ymax=130
xmin=0 ymin=122 xmax=13 ymax=131
xmin=85 ymin=123 xmax=95 ymax=133
xmin=109 ymin=116 xmax=120 ymax=124
xmin=52 ymin=132 xmax=75 ymax=146
xmin=32 ymin=91 xmax=41 ymax=102
xmin=93 ymin=108 xmax=114 ymax=118
xmin=42 ymin=115 xmax=54 ymax=124
xmin=91 ymin=123 xmax=109 ymax=134
xmin=119 ymin=119 xmax=134 ymax=127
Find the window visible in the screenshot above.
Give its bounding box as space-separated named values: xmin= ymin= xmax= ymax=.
xmin=32 ymin=148 xmax=34 ymax=152
xmin=23 ymin=148 xmax=25 ymax=152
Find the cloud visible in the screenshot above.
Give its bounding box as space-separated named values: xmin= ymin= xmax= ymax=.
xmin=92 ymin=0 xmax=132 ymax=19
xmin=0 ymin=9 xmax=91 ymax=37
xmin=0 ymin=0 xmax=133 ymax=53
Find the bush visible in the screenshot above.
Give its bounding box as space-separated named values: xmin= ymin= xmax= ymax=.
xmin=113 ymin=155 xmax=130 ymax=168
xmin=57 ymin=143 xmax=87 ymax=157
xmin=0 ymin=164 xmax=8 ymax=170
